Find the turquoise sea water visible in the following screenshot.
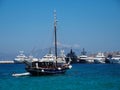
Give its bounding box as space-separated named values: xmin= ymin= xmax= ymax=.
xmin=0 ymin=64 xmax=120 ymax=90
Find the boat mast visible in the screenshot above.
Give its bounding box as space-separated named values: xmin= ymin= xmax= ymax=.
xmin=54 ymin=10 xmax=57 ymax=59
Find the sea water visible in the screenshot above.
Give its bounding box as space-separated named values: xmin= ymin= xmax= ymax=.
xmin=0 ymin=64 xmax=120 ymax=90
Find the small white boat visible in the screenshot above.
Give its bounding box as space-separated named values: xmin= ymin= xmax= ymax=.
xmin=12 ymin=72 xmax=30 ymax=77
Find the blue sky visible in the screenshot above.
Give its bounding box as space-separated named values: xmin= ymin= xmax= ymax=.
xmin=0 ymin=0 xmax=120 ymax=53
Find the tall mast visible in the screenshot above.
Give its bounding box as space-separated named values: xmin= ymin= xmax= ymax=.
xmin=54 ymin=10 xmax=57 ymax=59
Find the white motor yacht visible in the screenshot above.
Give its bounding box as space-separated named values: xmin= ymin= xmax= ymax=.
xmin=77 ymin=48 xmax=94 ymax=63
xmin=14 ymin=51 xmax=28 ymax=63
xmin=109 ymin=55 xmax=120 ymax=64
xmin=14 ymin=51 xmax=38 ymax=64
xmin=94 ymin=52 xmax=105 ymax=64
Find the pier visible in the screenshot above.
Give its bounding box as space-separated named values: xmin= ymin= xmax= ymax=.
xmin=0 ymin=61 xmax=14 ymax=64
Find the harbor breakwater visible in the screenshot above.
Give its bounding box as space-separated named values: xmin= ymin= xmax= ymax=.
xmin=0 ymin=61 xmax=14 ymax=64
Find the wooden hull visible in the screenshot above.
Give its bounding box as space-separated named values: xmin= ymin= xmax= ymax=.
xmin=26 ymin=67 xmax=66 ymax=76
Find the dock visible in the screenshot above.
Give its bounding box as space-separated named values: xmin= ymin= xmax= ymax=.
xmin=0 ymin=61 xmax=14 ymax=64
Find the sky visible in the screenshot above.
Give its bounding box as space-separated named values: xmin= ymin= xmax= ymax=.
xmin=0 ymin=0 xmax=120 ymax=54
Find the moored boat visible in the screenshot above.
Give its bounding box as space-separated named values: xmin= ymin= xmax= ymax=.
xmin=14 ymin=51 xmax=38 ymax=64
xmin=94 ymin=52 xmax=105 ymax=64
xmin=77 ymin=48 xmax=94 ymax=63
xmin=107 ymin=54 xmax=120 ymax=64
xmin=14 ymin=51 xmax=28 ymax=63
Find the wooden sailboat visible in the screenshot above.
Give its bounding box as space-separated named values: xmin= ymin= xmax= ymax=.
xmin=25 ymin=11 xmax=72 ymax=76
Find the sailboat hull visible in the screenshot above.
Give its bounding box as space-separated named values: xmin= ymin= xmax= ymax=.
xmin=26 ymin=68 xmax=66 ymax=76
